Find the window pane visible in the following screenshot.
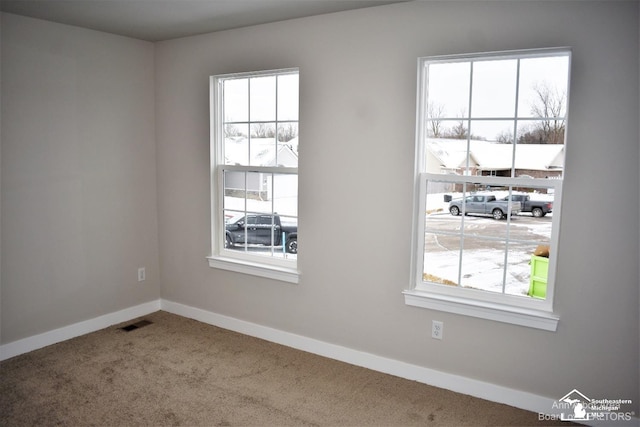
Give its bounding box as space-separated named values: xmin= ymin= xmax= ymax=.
xmin=223 ymin=171 xmax=246 ymax=210
xmin=468 ymin=121 xmax=516 ymax=178
xmin=456 ymin=186 xmax=518 ymax=239
xmin=516 ymin=119 xmax=565 ymax=146
xmin=423 ymin=233 xmax=461 ymax=287
xmin=224 ymin=78 xmax=248 ymax=122
xmin=504 ymin=186 xmax=555 ymax=230
xmin=223 ymin=170 xmax=298 ymax=259
xmin=427 ymin=62 xmax=470 ymax=118
xmin=278 ymin=73 xmax=299 ymax=121
xmin=469 ymin=120 xmax=515 ymax=143
xmin=471 ymin=59 xmax=517 ymax=118
xmin=250 ymin=76 xmax=276 ymax=122
xmin=247 ymin=172 xmax=271 ymax=213
xmin=224 ymin=123 xmax=248 ymax=140
xmin=250 ymin=122 xmax=276 ymax=139
xmin=424 ymin=179 xmax=548 ymax=293
xmin=423 ymin=179 xmax=461 ymax=286
xmin=224 ymin=125 xmax=249 ymax=165
xmin=459 ymin=238 xmax=507 ymax=292
xmin=223 ymin=171 xmax=270 ymax=213
xmin=249 ymin=127 xmax=276 ymax=167
xmin=461 ymin=208 xmax=512 ymax=239
xmin=273 ymin=173 xmax=298 ymax=217
xmin=518 ymin=55 xmax=569 ymax=119
xmin=425 ymin=179 xmax=459 ymax=219
xmin=224 ymin=209 xmax=244 ymax=225
xmin=278 ymin=122 xmax=299 ymax=149
xmin=425 ymin=138 xmax=471 ymax=175
xmin=225 ymin=210 xmax=297 ymax=259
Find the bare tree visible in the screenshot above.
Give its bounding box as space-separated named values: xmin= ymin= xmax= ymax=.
xmin=445 ymin=109 xmax=468 ymax=139
xmin=277 ymin=123 xmax=298 ymax=142
xmin=224 ymin=124 xmax=245 ymax=138
xmin=496 ymin=129 xmax=514 ymax=144
xmin=250 ymin=123 xmax=276 ymax=138
xmin=449 ymin=120 xmax=468 ymax=139
xmin=526 ymin=82 xmax=566 ymax=144
xmin=427 ymin=102 xmax=445 ymax=137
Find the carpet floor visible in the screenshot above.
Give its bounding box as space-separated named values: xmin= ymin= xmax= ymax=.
xmin=0 ymin=311 xmax=570 ymax=426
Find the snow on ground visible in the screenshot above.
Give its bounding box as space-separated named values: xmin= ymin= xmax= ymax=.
xmin=423 ymin=191 xmax=554 ymax=297
xmin=424 ymin=248 xmax=533 ymax=296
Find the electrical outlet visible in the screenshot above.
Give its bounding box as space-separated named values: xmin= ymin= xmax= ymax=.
xmin=432 ymin=320 xmax=443 ymax=340
xmin=137 ymin=267 xmax=146 ymax=282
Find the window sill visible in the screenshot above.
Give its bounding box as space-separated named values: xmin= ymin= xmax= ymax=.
xmin=403 ymin=290 xmax=559 ymax=331
xmin=207 ymin=255 xmax=299 ymax=284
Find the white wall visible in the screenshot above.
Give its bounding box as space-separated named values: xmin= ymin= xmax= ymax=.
xmin=0 ymin=0 xmax=637 ymax=414
xmin=1 ymin=14 xmax=160 ymax=342
xmin=155 ymin=1 xmax=639 ymax=410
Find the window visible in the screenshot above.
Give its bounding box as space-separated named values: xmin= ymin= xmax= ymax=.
xmin=209 ymin=69 xmax=299 ymax=283
xmin=405 ymin=48 xmax=571 ymax=330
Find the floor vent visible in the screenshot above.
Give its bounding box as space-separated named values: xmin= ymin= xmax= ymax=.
xmin=120 ymin=319 xmax=153 ymax=332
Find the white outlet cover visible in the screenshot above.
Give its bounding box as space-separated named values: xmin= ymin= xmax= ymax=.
xmin=432 ymin=320 xmax=443 ymax=340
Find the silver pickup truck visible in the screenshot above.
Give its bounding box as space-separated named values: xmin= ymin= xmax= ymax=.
xmin=449 ymin=194 xmax=522 ymax=220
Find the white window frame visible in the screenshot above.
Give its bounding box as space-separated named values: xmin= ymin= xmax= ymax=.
xmin=208 ymin=68 xmax=299 ymax=284
xmin=404 ymin=48 xmax=571 ymax=331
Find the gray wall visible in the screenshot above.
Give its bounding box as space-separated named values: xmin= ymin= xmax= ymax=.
xmin=0 ymin=0 xmax=638 ymax=412
xmin=155 ymin=1 xmax=639 ymax=408
xmin=0 ymin=14 xmax=3 ymax=341
xmin=1 ymin=14 xmax=160 ymax=342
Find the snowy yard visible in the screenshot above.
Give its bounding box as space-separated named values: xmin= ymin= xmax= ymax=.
xmin=422 ymin=191 xmax=554 ymax=297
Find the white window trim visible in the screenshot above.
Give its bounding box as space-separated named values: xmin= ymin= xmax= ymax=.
xmin=207 ymin=256 xmax=299 ymax=284
xmin=406 ymin=48 xmax=571 ymax=331
xmin=208 ymin=68 xmax=300 ymax=283
xmin=402 ymin=290 xmax=559 ymax=331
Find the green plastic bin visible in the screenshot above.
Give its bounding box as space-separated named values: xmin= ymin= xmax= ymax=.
xmin=528 ymin=255 xmax=549 ymax=299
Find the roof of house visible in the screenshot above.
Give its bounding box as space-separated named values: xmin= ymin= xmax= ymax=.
xmin=426 ymin=138 xmax=564 ymax=171
xmin=225 ymin=138 xmax=298 ymax=167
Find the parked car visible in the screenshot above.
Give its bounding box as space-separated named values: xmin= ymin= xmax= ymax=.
xmin=225 ymin=214 xmax=297 ymax=254
xmin=501 ymin=194 xmax=552 ymax=217
xmin=449 ymin=194 xmax=522 ymax=220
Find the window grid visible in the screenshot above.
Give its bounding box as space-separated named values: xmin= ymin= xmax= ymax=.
xmin=211 ymin=69 xmax=298 ymax=271
xmin=412 ymin=48 xmax=570 ymax=315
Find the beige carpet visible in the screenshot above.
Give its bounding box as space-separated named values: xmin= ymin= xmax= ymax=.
xmin=0 ymin=311 xmax=570 ymax=426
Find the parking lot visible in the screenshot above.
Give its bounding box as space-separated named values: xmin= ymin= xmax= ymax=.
xmin=425 ymin=211 xmax=552 ymax=250
xmin=423 ymin=212 xmax=553 ymax=296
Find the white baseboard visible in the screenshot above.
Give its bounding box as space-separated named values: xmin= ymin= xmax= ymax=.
xmin=0 ymin=299 xmax=161 ymax=361
xmin=159 ymin=299 xmax=556 ymax=417
xmin=2 ymin=298 xmax=636 ymax=426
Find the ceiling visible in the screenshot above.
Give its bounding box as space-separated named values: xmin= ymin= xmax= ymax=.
xmin=0 ymin=0 xmax=406 ymax=42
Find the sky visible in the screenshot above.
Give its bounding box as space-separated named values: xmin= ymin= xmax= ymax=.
xmin=425 ymin=53 xmax=570 ymax=141
xmin=223 ymin=72 xmax=299 ymax=124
